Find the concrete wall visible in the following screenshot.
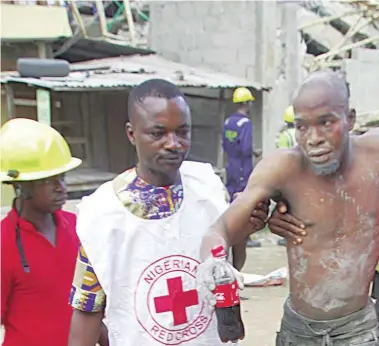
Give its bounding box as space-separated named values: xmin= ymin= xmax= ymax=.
xmin=149 ymin=1 xmax=264 ymax=157
xmin=149 ymin=1 xmax=258 ymax=80
xmin=343 ymin=48 xmax=379 ymax=117
xmin=148 ymin=2 xmax=311 ymax=157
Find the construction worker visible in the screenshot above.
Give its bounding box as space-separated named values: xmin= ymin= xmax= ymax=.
xmin=222 ymin=87 xmax=261 ymax=248
xmin=276 ymin=105 xmax=297 ymax=149
xmin=0 ymin=118 xmax=108 ymax=346
xmin=275 ymin=105 xmax=297 ymax=247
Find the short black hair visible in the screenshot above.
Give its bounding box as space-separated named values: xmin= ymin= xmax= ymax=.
xmin=127 ymin=79 xmax=185 ymax=122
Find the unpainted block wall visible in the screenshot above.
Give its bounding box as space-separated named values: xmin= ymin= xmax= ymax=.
xmin=344 ymin=48 xmax=379 ymax=116
xmin=149 ymin=1 xmax=258 ymax=80
xmin=149 ymin=1 xmax=263 ymax=160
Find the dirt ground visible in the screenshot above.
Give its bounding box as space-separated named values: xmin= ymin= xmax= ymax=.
xmin=1 ymin=202 xmax=288 ymax=346
xmin=240 ymin=242 xmax=288 ymax=346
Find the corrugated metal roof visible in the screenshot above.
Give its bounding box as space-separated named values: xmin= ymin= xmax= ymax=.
xmin=52 ymin=38 xmax=154 ymax=63
xmin=0 ymin=54 xmax=265 ymax=91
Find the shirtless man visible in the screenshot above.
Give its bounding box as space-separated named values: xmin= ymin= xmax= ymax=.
xmin=196 ymin=69 xmax=379 ymax=345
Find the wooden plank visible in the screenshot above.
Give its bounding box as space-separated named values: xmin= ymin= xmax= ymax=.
xmin=80 ymin=93 xmax=93 ymax=169
xmin=89 ymin=92 xmax=109 ymax=170
xmin=5 ymin=85 xmax=15 ymax=120
xmin=216 ymin=89 xmax=226 ymax=170
xmin=105 ymin=91 xmax=132 ymax=173
xmin=53 ymin=120 xmax=76 ymax=126
xmin=122 ymin=0 xmax=136 ymax=46
xmin=65 ymin=168 xmax=117 ymax=192
xmin=58 ymin=92 xmax=87 ymax=167
xmin=65 ymin=137 xmax=87 ymax=145
xmin=13 ymin=98 xmax=37 ymax=107
xmin=94 ymin=0 xmax=108 ymax=38
xmin=70 ymin=0 xmax=88 ymax=37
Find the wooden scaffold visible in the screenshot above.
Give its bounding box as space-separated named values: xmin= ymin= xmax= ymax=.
xmin=299 ymin=0 xmax=379 ymax=71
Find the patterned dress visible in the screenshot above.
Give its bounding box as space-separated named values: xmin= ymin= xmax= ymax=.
xmin=69 ymin=167 xmax=229 ymax=312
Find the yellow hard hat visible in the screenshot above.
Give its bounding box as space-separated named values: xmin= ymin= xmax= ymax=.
xmin=0 ymin=118 xmax=82 ymax=182
xmin=283 ymin=105 xmax=295 ymax=123
xmin=233 ymin=87 xmax=255 ymax=104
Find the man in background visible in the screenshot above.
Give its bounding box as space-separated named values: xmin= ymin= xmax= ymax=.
xmin=222 ymin=87 xmax=261 ymax=248
xmin=276 ymin=105 xmax=297 ymax=149
xmin=275 ymin=105 xmax=298 ymax=247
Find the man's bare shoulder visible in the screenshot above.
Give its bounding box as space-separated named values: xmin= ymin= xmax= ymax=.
xmin=354 ymin=128 xmax=379 ymax=151
xmin=249 ymin=147 xmax=302 ymax=187
xmin=258 ymin=147 xmax=302 ymax=169
xmin=353 ymin=129 xmax=379 ymax=173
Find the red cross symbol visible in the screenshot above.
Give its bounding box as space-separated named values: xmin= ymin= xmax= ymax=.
xmin=154 ymin=276 xmax=199 ymax=326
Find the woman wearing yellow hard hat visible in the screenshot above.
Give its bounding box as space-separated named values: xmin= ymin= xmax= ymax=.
xmin=0 ymin=118 xmax=104 ymax=346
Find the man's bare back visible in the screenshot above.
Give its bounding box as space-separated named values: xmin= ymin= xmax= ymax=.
xmin=279 ymin=133 xmax=379 ymax=320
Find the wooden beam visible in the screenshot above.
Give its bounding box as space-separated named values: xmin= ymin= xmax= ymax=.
xmin=13 ymin=98 xmax=37 ymax=107
xmin=216 ymin=89 xmax=226 ymax=171
xmin=313 ymin=35 xmax=379 ymax=63
xmin=5 ymin=85 xmax=15 ymax=120
xmin=37 ymin=42 xmax=47 ymax=58
xmin=94 ymin=0 xmax=108 ymax=38
xmin=69 ymin=0 xmax=88 ymax=38
xmin=123 ymin=0 xmax=137 ymax=46
xmin=325 ymin=13 xmax=379 ymax=62
xmin=299 ymin=9 xmax=366 ymax=30
xmin=65 ymin=137 xmax=88 ymax=145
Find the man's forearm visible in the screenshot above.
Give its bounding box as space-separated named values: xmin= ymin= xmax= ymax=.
xmin=98 ymin=322 xmax=109 ymax=346
xmin=232 ymin=237 xmax=248 ymax=271
xmin=68 ymin=310 xmax=104 ymax=346
xmin=200 ymin=181 xmax=272 ymax=261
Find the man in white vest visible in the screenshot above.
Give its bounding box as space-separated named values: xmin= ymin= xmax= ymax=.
xmin=67 ymin=79 xmax=270 ymax=346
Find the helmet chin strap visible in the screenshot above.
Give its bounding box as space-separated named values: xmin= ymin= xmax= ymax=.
xmin=14 ymin=185 xmax=31 ymax=273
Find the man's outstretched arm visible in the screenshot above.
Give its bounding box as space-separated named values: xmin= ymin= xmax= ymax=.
xmin=200 ymin=152 xmax=292 ymax=260
xmin=197 ymin=151 xmax=295 ymax=306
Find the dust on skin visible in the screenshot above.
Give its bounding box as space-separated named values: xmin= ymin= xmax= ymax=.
xmin=289 ymin=170 xmax=378 ymax=313
xmin=290 ymin=233 xmax=374 ymax=312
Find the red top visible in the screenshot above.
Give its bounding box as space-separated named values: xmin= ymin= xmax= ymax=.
xmin=1 ymin=209 xmax=79 ymax=346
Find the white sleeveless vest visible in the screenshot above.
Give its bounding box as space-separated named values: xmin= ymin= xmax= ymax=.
xmin=76 ymin=162 xmax=236 ymax=346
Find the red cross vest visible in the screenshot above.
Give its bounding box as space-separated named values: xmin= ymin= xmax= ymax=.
xmin=76 ymin=161 xmax=236 ymax=346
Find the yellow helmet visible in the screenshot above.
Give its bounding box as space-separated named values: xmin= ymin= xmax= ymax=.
xmin=283 ymin=105 xmax=295 ymax=124
xmin=0 ymin=118 xmax=82 ymax=182
xmin=233 ymin=87 xmax=255 ymax=104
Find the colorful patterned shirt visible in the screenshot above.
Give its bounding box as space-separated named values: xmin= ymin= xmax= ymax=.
xmin=69 ymin=167 xmax=229 ymax=312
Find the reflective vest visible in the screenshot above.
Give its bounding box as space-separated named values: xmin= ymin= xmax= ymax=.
xmin=276 ymin=128 xmax=297 ymax=149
